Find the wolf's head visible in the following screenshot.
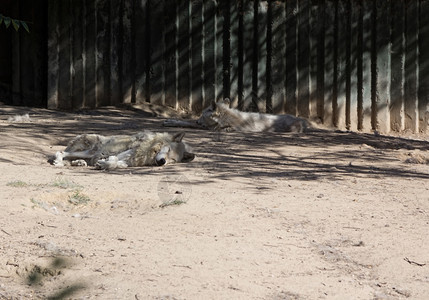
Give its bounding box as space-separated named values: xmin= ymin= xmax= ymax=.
xmin=197 ymin=98 xmax=231 ymax=129
xmin=131 ymin=131 xmax=195 ymax=166
xmin=154 ymin=132 xmax=195 ymax=166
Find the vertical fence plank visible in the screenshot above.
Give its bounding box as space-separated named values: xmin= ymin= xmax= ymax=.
xmin=309 ymin=0 xmax=318 ymax=120
xmin=72 ymin=1 xmax=84 ymax=109
xmin=214 ymin=0 xmax=222 ymax=101
xmin=356 ymin=1 xmax=363 ymax=130
xmin=257 ymin=1 xmax=267 ymax=112
xmin=178 ymin=1 xmax=190 ymax=109
xmin=95 ymin=0 xmax=110 ymax=106
xmin=32 ymin=0 xmax=48 ymax=107
xmin=149 ymin=0 xmax=164 ymax=105
xmin=163 ymin=0 xmax=177 ymax=108
xmin=17 ymin=0 xmax=34 ymax=106
xmin=191 ymin=0 xmax=203 ymax=113
xmin=361 ymin=0 xmax=372 ymax=131
xmin=47 ymin=0 xmax=59 ymax=109
xmin=110 ymin=0 xmax=122 ymax=106
xmin=297 ymin=0 xmax=310 ymax=118
xmin=285 ymin=0 xmax=297 ymax=115
xmin=143 ymin=0 xmax=151 ymax=103
xmin=84 ymin=0 xmax=96 ymax=108
xmin=419 ymin=0 xmax=429 ymax=133
xmin=349 ymin=0 xmax=358 ymax=131
xmin=315 ymin=0 xmax=325 ymax=122
xmin=222 ymin=0 xmax=231 ymax=100
xmin=266 ymin=0 xmax=273 ymax=113
xmin=230 ymin=0 xmax=239 ymax=106
xmin=121 ymin=0 xmax=133 ymax=104
xmin=0 ymin=3 xmax=12 ymax=102
xmin=242 ymin=0 xmax=254 ymax=110
xmin=203 ymin=0 xmax=215 ymax=109
xmin=390 ymin=0 xmax=404 ymax=132
xmin=11 ymin=1 xmax=21 ymax=105
xmin=134 ymin=0 xmax=147 ymax=103
xmin=271 ymin=0 xmax=286 ymax=114
xmin=236 ymin=0 xmax=244 ymax=110
xmin=323 ymin=0 xmax=335 ymax=126
xmin=251 ymin=0 xmax=260 ymax=111
xmin=374 ymin=0 xmax=391 ymax=132
xmin=18 ymin=0 xmax=33 ymax=105
xmin=404 ymin=1 xmax=418 ymax=132
xmin=336 ymin=0 xmax=350 ymax=130
xmin=58 ymin=0 xmax=72 ymax=110
xmin=344 ymin=0 xmax=352 ymax=130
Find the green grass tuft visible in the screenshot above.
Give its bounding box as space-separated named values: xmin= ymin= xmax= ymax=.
xmin=51 ymin=178 xmax=82 ymax=190
xmin=159 ymin=199 xmax=187 ymax=208
xmin=68 ymin=191 xmax=91 ymax=205
xmin=6 ymin=180 xmax=29 ymax=188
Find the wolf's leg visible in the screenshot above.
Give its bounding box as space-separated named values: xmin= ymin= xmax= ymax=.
xmin=54 ymin=150 xmax=96 ymax=167
xmin=96 ymin=156 xmax=128 ymax=170
xmin=163 ymin=119 xmax=205 ymax=129
xmin=289 ymin=119 xmax=305 ymax=133
xmin=53 ymin=151 xmax=65 ymax=167
xmin=116 ymin=149 xmax=133 ymax=161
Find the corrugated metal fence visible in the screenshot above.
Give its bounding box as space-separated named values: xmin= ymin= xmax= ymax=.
xmin=2 ymin=0 xmax=429 ymax=133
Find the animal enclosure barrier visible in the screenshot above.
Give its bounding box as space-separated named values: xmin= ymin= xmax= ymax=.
xmin=1 ymin=0 xmax=429 ymax=133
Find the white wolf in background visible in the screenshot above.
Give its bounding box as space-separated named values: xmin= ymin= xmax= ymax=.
xmin=163 ymin=98 xmax=311 ymax=133
xmin=52 ymin=131 xmax=195 ymax=170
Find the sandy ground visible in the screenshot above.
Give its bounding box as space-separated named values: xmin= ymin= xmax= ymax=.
xmin=1 ymin=104 xmax=429 ymax=300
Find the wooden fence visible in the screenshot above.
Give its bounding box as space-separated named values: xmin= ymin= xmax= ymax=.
xmin=1 ymin=0 xmax=429 ymax=133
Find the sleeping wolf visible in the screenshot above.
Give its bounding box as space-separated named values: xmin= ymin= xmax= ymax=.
xmin=52 ymin=131 xmax=195 ymax=170
xmin=163 ymin=98 xmax=310 ymax=133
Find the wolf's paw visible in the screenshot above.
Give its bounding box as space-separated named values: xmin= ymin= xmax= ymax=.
xmin=96 ymin=156 xmax=128 ymax=170
xmin=71 ymin=159 xmax=87 ymax=167
xmin=53 ymin=151 xmax=65 ymax=167
xmin=95 ymin=158 xmax=114 ymax=170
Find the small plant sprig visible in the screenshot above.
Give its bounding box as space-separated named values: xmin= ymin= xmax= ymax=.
xmin=0 ymin=13 xmax=30 ymax=32
xmin=159 ymin=199 xmax=187 ymax=208
xmin=6 ymin=180 xmax=28 ymax=187
xmin=68 ymin=190 xmax=91 ymax=206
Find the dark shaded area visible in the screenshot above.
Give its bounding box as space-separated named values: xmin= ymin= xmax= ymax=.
xmin=0 ymin=0 xmax=48 ymax=107
xmin=25 ymin=256 xmax=86 ymax=300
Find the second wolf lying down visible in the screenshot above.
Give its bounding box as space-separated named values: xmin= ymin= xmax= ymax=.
xmin=163 ymin=98 xmax=311 ymax=133
xmin=53 ymin=131 xmax=195 ymax=170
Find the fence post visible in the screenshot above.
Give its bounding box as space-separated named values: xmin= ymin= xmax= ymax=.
xmin=419 ymin=0 xmax=429 ymax=133
xmin=47 ymin=0 xmax=59 ymax=109
xmin=404 ymin=1 xmax=419 ymax=132
xmin=390 ymin=1 xmax=405 ymax=132
xmin=374 ymin=0 xmax=391 ymax=133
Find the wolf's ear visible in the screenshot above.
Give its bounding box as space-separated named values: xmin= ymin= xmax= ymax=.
xmin=182 ymin=152 xmax=195 ymax=163
xmin=172 ymin=132 xmax=185 ymax=142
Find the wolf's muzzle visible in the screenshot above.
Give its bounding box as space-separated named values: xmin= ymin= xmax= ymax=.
xmin=156 ymin=158 xmax=166 ymax=166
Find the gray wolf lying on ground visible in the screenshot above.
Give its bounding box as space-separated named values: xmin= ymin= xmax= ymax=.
xmin=163 ymin=98 xmax=311 ymax=133
xmin=52 ymin=131 xmax=195 ymax=170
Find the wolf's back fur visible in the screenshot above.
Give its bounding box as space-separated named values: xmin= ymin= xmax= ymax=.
xmin=211 ymin=99 xmax=310 ymax=132
xmin=163 ymin=98 xmax=311 ymax=133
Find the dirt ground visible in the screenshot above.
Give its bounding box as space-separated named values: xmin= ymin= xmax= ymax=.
xmin=1 ymin=103 xmax=429 ymax=300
